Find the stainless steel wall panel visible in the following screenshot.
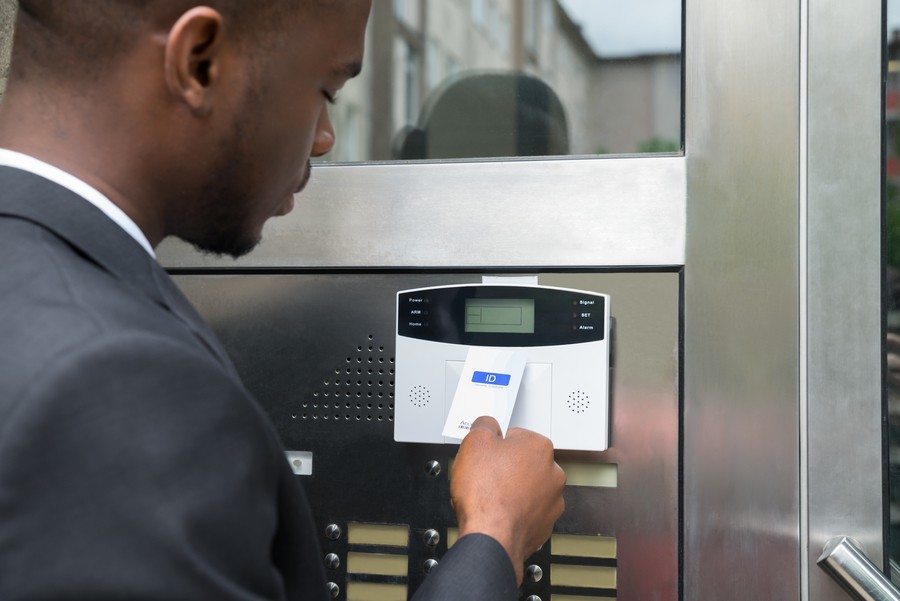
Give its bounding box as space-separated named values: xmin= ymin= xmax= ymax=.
xmin=807 ymin=0 xmax=884 ymax=599
xmin=173 ymin=271 xmax=681 ymax=600
xmin=157 ymin=157 xmax=686 ymax=269
xmin=684 ymin=0 xmax=801 ymax=598
xmin=542 ymin=272 xmax=680 ymax=601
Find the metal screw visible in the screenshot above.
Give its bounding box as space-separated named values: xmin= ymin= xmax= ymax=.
xmin=423 ymin=558 xmax=439 ymax=574
xmin=423 ymin=529 xmax=440 ymax=546
xmin=325 ymin=524 xmax=342 ymax=541
xmin=324 ymin=553 xmax=340 ymax=570
xmin=425 ymin=460 xmax=442 ymax=477
xmin=526 ymin=565 xmax=544 ymax=583
xmin=326 ymin=582 xmax=340 ymax=598
xmin=525 ymin=596 xmax=542 ymax=601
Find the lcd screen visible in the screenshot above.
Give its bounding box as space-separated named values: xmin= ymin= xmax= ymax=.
xmin=465 ymin=298 xmax=535 ymax=334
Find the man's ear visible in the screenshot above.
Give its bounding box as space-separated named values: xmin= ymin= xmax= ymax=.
xmin=164 ymin=7 xmax=226 ymax=116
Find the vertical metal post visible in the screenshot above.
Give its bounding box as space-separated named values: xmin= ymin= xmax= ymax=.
xmin=684 ymin=0 xmax=801 ymax=597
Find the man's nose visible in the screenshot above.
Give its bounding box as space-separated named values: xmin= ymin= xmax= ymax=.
xmin=311 ymin=105 xmax=336 ymax=158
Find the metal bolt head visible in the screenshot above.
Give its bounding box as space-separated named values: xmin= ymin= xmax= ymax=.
xmin=423 ymin=558 xmax=439 ymax=574
xmin=325 ymin=524 xmax=342 ymax=541
xmin=423 ymin=529 xmax=440 ymax=546
xmin=526 ymin=564 xmax=544 ymax=583
xmin=525 ymin=596 xmax=542 ymax=601
xmin=326 ymin=582 xmax=340 ymax=599
xmin=324 ymin=553 xmax=340 ymax=570
xmin=425 ymin=460 xmax=442 ymax=477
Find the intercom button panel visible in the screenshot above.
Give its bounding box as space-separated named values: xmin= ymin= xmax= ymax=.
xmin=394 ymin=284 xmax=611 ymax=451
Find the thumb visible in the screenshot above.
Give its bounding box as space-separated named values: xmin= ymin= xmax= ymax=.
xmin=468 ymin=415 xmax=502 ymax=438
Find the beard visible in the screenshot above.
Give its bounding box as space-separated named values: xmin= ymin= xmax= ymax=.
xmin=187 ymin=171 xmax=267 ymax=260
xmin=185 ymin=177 xmax=265 ymax=260
xmin=180 ymin=113 xmax=312 ymax=260
xmin=189 ymin=217 xmax=263 ymax=259
xmin=179 ymin=69 xmax=311 ymax=259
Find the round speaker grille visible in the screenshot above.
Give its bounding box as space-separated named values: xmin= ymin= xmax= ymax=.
xmin=567 ymin=390 xmax=590 ymax=414
xmin=409 ymin=385 xmax=431 ymax=408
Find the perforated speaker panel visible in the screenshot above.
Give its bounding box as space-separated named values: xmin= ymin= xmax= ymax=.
xmin=567 ymin=390 xmax=591 ymax=414
xmin=298 ymin=334 xmax=395 ymax=423
xmin=407 ymin=385 xmax=431 ymax=408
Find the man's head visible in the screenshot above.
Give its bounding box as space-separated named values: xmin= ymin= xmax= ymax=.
xmin=1 ymin=0 xmax=371 ymax=257
xmin=10 ymin=1 xmax=352 ymax=89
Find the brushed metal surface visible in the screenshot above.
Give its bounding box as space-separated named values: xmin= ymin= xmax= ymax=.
xmin=173 ymin=271 xmax=680 ymax=600
xmin=684 ymin=0 xmax=801 ymax=599
xmin=807 ymin=1 xmax=884 ymax=600
xmin=157 ymin=156 xmax=686 ymax=269
xmin=543 ymin=273 xmax=679 ymax=601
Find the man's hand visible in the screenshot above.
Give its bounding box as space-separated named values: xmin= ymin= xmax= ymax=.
xmin=450 ymin=416 xmax=566 ymax=585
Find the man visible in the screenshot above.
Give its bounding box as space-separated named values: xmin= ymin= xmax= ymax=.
xmin=0 ymin=1 xmax=566 ymax=600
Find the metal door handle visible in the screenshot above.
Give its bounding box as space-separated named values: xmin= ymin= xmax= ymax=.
xmin=818 ymin=536 xmax=900 ymax=601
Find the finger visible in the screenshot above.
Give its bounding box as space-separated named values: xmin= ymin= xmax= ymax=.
xmin=505 ymin=426 xmax=543 ymax=438
xmin=469 ymin=415 xmax=502 ymax=437
xmin=505 ymin=427 xmax=554 ymax=452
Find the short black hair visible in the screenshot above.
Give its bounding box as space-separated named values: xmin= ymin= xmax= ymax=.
xmin=10 ymin=1 xmax=329 ymax=83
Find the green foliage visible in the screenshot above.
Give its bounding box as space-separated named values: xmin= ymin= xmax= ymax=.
xmin=888 ymin=180 xmax=900 ymax=267
xmin=637 ymin=137 xmax=680 ymax=153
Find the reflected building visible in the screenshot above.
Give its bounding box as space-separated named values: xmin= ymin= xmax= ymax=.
xmin=887 ymin=27 xmax=900 ymax=562
xmin=0 ymin=0 xmax=14 ymax=102
xmin=327 ymin=0 xmax=682 ymax=162
xmin=888 ymin=30 xmax=900 ymax=200
xmin=0 ymin=1 xmax=682 ymax=160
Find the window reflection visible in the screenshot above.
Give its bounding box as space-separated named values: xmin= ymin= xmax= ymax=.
xmin=323 ymin=0 xmax=682 ymax=163
xmin=392 ymin=71 xmax=569 ymax=159
xmin=0 ymin=0 xmax=12 ymax=103
xmin=888 ymin=0 xmax=900 ymax=577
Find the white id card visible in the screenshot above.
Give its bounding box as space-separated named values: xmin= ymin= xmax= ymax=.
xmin=442 ymin=347 xmax=528 ymax=440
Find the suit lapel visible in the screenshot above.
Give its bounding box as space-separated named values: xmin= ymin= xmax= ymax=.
xmin=150 ymin=265 xmax=240 ymax=376
xmin=0 ymin=166 xmax=238 ymax=377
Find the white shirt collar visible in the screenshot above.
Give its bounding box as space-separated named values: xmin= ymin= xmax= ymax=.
xmin=0 ymin=149 xmax=156 ymax=257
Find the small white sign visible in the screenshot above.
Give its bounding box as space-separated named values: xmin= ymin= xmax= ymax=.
xmin=442 ymin=347 xmax=528 ymax=440
xmin=285 ymin=451 xmax=313 ymax=476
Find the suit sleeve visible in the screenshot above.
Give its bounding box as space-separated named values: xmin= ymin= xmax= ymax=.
xmin=0 ymin=331 xmax=323 ymax=601
xmin=411 ymin=534 xmax=519 ymax=601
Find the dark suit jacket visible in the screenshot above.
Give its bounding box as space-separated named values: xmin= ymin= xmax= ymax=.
xmin=0 ymin=167 xmax=517 ymax=600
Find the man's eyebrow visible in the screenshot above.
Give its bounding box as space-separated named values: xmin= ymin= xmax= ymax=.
xmin=333 ymin=60 xmax=363 ymax=80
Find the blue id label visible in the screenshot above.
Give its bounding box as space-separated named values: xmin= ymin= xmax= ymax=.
xmin=444 ymin=347 xmax=527 ymax=439
xmin=472 ymin=371 xmax=512 ymax=386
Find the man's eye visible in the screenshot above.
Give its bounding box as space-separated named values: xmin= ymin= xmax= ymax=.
xmin=324 ymin=91 xmax=339 ymax=105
